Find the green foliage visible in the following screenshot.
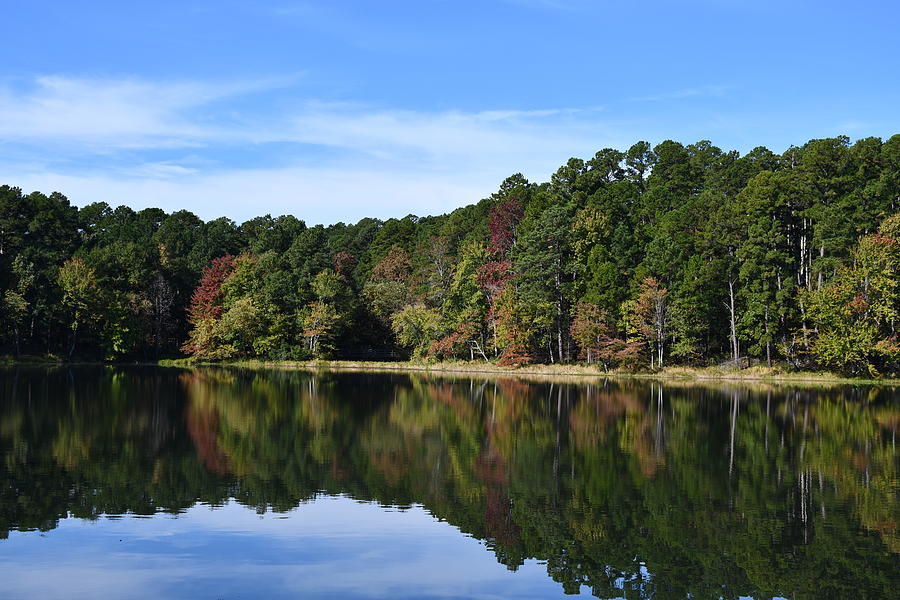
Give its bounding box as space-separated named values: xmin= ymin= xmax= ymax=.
xmin=58 ymin=258 xmax=102 ymax=357
xmin=311 ymin=268 xmax=344 ymax=303
xmin=301 ymin=301 xmax=340 ymax=357
xmin=805 ymin=225 xmax=900 ymax=375
xmin=390 ymin=304 xmax=443 ymax=359
xmin=4 ymin=133 xmax=900 ymax=370
xmin=215 ymin=296 xmax=266 ymax=358
xmin=734 ymin=171 xmax=797 ymax=362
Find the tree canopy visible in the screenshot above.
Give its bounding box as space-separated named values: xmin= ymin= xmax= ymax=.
xmin=3 ymin=134 xmax=900 ymax=374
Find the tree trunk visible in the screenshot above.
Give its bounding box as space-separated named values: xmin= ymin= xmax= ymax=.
xmin=547 ymin=332 xmax=554 ymax=364
xmin=817 ymin=245 xmax=825 ymax=290
xmin=69 ymin=322 xmax=78 ymax=359
xmin=557 ymin=322 xmax=564 ymax=364
xmin=657 ymin=331 xmax=664 ymax=367
xmin=471 ymin=338 xmax=489 ymax=362
xmin=727 ymin=279 xmax=739 ymax=366
xmin=555 ymin=262 xmax=564 ymax=362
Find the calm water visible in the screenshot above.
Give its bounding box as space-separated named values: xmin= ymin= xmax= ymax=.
xmin=0 ymin=367 xmax=897 ymax=599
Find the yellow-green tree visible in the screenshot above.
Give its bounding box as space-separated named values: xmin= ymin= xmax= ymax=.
xmin=58 ymin=258 xmax=102 ymax=358
xmin=805 ymin=215 xmax=900 ymax=375
xmin=390 ymin=304 xmax=442 ymax=359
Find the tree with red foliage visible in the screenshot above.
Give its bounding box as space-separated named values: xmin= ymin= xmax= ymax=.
xmin=570 ymin=302 xmax=646 ymax=371
xmin=331 ymin=250 xmax=355 ymax=278
xmin=473 ymin=197 xmax=525 ymax=358
xmin=487 ymin=197 xmax=524 ymax=256
xmin=429 ymin=318 xmax=488 ymax=361
xmin=181 ymin=254 xmax=236 ymax=357
xmin=476 ymin=259 xmax=513 ymax=298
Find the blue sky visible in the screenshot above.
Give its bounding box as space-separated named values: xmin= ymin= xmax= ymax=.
xmin=2 ymin=0 xmax=898 ymax=224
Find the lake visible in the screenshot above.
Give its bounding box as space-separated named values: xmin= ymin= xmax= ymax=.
xmin=0 ymin=366 xmax=897 ymax=599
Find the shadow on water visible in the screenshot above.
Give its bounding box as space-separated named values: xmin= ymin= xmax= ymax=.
xmin=0 ymin=365 xmax=898 ymax=599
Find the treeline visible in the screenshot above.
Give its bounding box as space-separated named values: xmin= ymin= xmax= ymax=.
xmin=2 ymin=134 xmax=900 ymax=373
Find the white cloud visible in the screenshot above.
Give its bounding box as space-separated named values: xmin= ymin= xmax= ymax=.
xmin=284 ymin=104 xmax=609 ymax=166
xmin=125 ymin=162 xmax=199 ymax=178
xmin=0 ymin=165 xmax=497 ymax=224
xmin=0 ymin=76 xmax=213 ymax=147
xmin=0 ymin=75 xmax=299 ymax=148
xmin=0 ymin=75 xmax=630 ymax=223
xmin=628 ymin=85 xmax=732 ymax=103
xmin=0 ymin=76 xmax=616 ymax=161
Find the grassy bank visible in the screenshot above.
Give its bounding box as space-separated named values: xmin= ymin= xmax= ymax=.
xmin=157 ymin=358 xmax=891 ymax=386
xmin=0 ymin=354 xmax=64 ymax=366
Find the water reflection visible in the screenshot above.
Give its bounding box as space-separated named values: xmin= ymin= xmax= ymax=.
xmin=1 ymin=366 xmax=898 ymax=599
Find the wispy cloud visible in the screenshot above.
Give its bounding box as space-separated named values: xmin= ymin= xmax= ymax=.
xmin=497 ymin=0 xmax=593 ymax=12
xmin=0 ymin=76 xmax=215 ymax=146
xmin=0 ymin=75 xmax=627 ymax=223
xmin=284 ymin=104 xmax=607 ymax=166
xmin=124 ymin=162 xmax=199 ymax=178
xmin=628 ymin=85 xmax=733 ymax=103
xmin=0 ymin=75 xmax=301 ymax=148
xmin=0 ymin=76 xmax=610 ymax=159
xmin=0 ymin=166 xmax=496 ymax=224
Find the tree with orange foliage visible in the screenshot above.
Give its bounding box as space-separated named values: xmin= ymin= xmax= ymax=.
xmin=363 ymin=245 xmax=414 ymax=328
xmin=570 ymin=301 xmax=644 ymax=371
xmin=493 ymin=286 xmax=534 ymax=367
xmin=623 ymin=277 xmax=669 ymax=368
xmin=569 ymin=302 xmax=610 ymax=364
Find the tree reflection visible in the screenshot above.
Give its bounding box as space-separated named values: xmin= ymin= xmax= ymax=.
xmin=0 ymin=366 xmax=897 ymax=599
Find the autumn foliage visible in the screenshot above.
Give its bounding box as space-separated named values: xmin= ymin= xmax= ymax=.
xmin=487 ymin=197 xmax=523 ymax=255
xmin=181 ymin=255 xmax=236 ymax=357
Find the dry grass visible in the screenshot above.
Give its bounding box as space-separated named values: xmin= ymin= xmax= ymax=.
xmin=160 ymin=358 xmax=892 ymax=387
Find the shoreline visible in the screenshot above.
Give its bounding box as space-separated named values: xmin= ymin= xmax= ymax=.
xmin=4 ymin=356 xmax=893 ymax=386
xmin=155 ymin=358 xmax=892 ymax=386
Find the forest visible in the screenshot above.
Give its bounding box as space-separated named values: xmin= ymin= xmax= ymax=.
xmin=2 ymin=134 xmax=900 ymax=375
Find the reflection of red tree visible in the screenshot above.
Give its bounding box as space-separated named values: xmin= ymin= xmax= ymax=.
xmin=370 ymin=448 xmax=407 ymax=484
xmin=876 ymin=412 xmax=899 ymax=436
xmin=568 ymin=387 xmax=663 ymax=476
xmin=183 ymin=378 xmax=230 ymax=474
xmin=428 ymin=381 xmax=484 ymax=428
xmin=569 ymin=389 xmax=639 ymax=447
xmin=330 ymin=455 xmax=348 ymax=482
xmin=431 ymin=381 xmax=461 ymax=408
xmin=477 ymin=418 xmax=521 ymax=548
xmin=496 ymin=378 xmax=530 ymax=403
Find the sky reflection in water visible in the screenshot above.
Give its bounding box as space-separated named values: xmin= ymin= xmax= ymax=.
xmin=3 ymin=497 xmax=575 ymax=599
